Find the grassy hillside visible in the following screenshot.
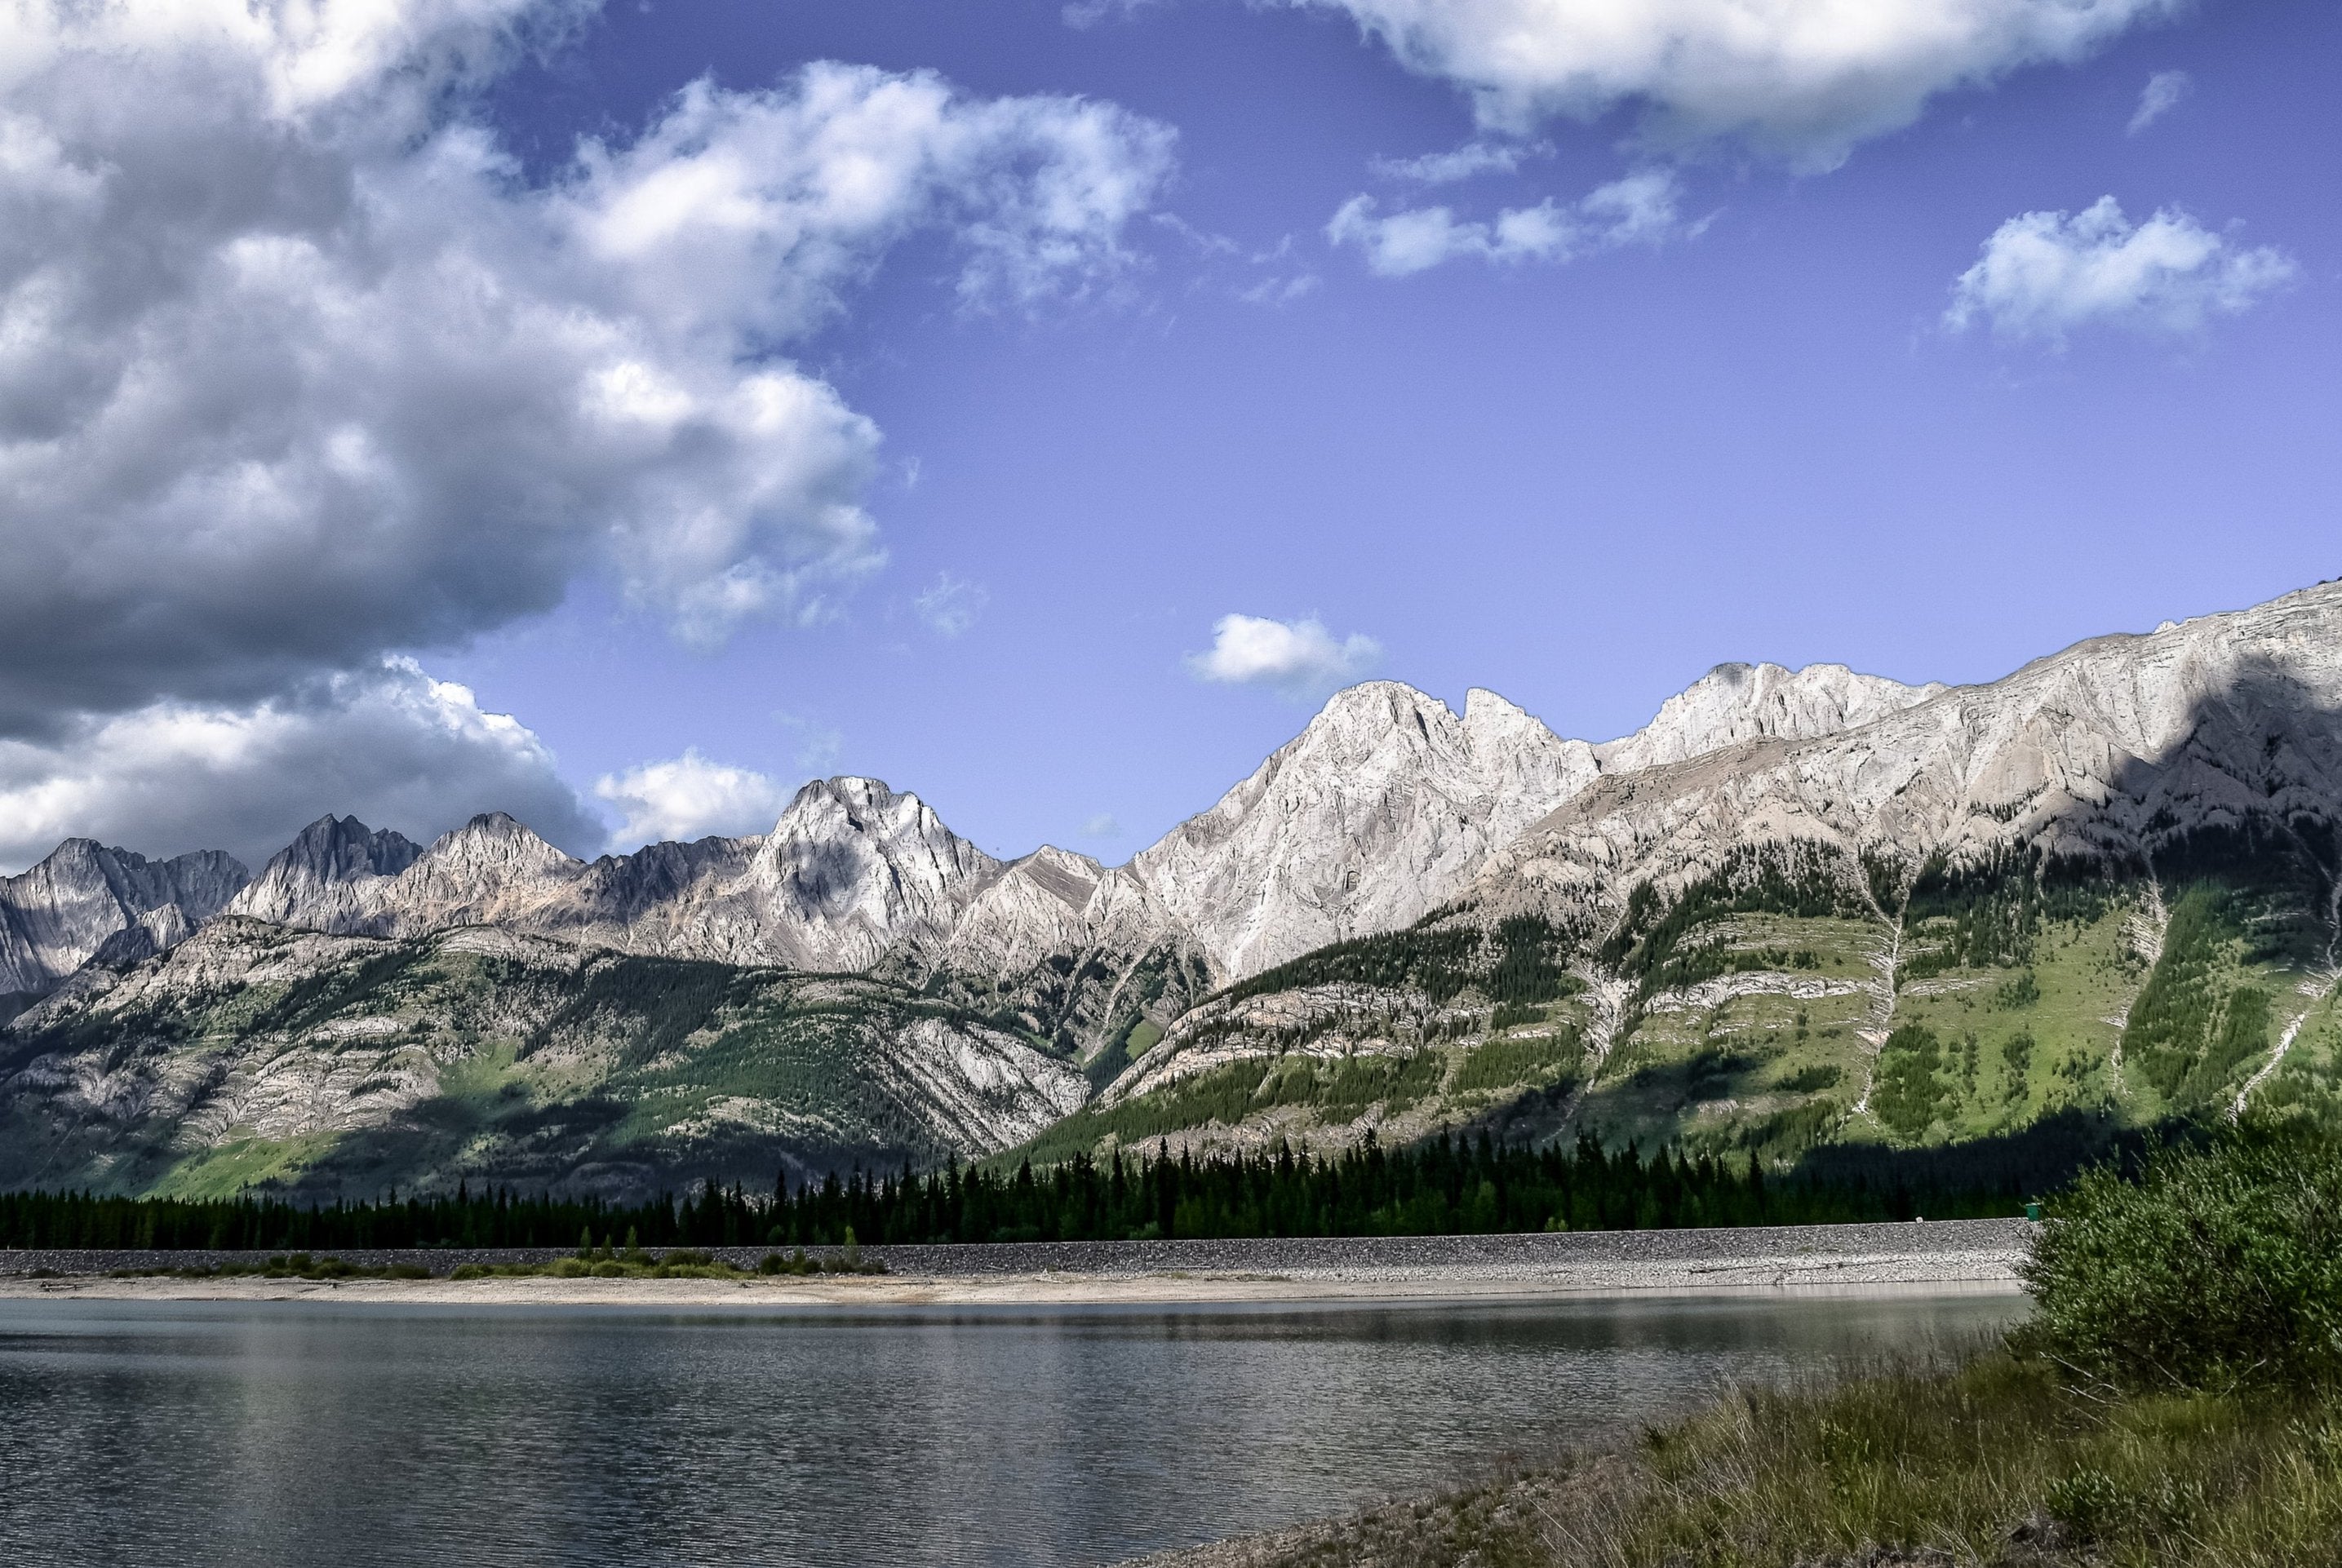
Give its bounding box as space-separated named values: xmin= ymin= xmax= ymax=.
xmin=1041 ymin=826 xmax=2342 ymax=1172
xmin=0 ymin=924 xmax=1080 ymax=1201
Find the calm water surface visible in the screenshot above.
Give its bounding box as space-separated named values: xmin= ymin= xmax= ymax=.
xmin=0 ymin=1289 xmax=2021 ymax=1567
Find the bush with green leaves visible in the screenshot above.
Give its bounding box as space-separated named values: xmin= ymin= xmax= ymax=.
xmin=2021 ymin=1121 xmax=2342 ymax=1391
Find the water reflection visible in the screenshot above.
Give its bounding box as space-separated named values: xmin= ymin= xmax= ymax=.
xmin=0 ymin=1291 xmax=2023 ymax=1567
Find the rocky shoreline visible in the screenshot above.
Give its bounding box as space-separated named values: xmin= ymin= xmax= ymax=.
xmin=0 ymin=1217 xmax=2032 ymax=1304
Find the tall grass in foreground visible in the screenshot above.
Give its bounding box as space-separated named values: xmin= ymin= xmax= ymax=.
xmin=1184 ymin=1119 xmax=2342 ymax=1567
xmin=1219 ymin=1353 xmax=2342 ymax=1567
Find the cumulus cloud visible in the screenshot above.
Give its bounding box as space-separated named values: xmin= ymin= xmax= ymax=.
xmin=2128 ymin=69 xmax=2192 ymax=134
xmin=0 ymin=660 xmax=601 ymax=875
xmin=1287 ymin=0 xmax=2180 ymax=167
xmin=1371 ymin=140 xmax=1539 ymax=184
xmin=594 ymin=750 xmax=789 ymax=850
xmin=1187 ymin=614 xmax=1382 ymax=700
xmin=0 ymin=2 xmax=1175 ymax=729
xmin=1945 ymin=197 xmax=2295 ymax=344
xmin=1328 ymin=169 xmax=1683 ymax=276
xmin=1079 ymin=813 xmax=1121 ymax=840
xmin=914 ymin=573 xmax=990 ymax=636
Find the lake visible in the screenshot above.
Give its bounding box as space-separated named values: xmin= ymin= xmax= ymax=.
xmin=0 ymin=1288 xmax=2022 ymax=1566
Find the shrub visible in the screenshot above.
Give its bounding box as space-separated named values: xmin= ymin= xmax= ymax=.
xmin=2020 ymin=1121 xmax=2342 ymax=1391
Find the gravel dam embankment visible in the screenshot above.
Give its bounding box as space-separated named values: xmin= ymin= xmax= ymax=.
xmin=0 ymin=1217 xmax=2032 ymax=1303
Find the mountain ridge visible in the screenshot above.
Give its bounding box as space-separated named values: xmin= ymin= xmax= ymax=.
xmin=10 ymin=580 xmax=2340 ymax=1198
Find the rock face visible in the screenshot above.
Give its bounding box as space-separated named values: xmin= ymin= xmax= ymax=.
xmin=1594 ymin=662 xmax=1945 ymax=775
xmin=1484 ymin=582 xmax=2342 ymax=927
xmin=226 ymin=816 xmax=424 ymax=928
xmin=0 ymin=841 xmax=248 ymax=1000
xmin=734 ymin=777 xmax=1003 ymax=971
xmin=219 ymin=782 xmax=1005 ymax=972
xmin=1129 ymin=684 xmax=1601 ymax=980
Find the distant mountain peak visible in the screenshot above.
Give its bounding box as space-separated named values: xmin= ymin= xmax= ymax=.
xmin=1596 ymin=659 xmax=1947 ymax=775
xmin=1 ymin=840 xmax=248 ymax=997
xmin=228 ymin=814 xmax=423 ymax=927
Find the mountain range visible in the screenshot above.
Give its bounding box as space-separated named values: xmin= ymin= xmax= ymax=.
xmin=6 ymin=579 xmax=2340 ymax=1199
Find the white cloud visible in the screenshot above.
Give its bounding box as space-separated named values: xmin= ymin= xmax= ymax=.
xmin=1239 ymin=272 xmax=1322 ymax=307
xmin=594 ymin=750 xmax=789 ymax=850
xmin=1187 ymin=614 xmax=1383 ymax=700
xmin=1328 ymin=169 xmax=1684 ymax=276
xmin=1062 ymin=0 xmax=1164 ymax=29
xmin=777 ymin=713 xmax=845 ymax=773
xmin=1079 ymin=813 xmax=1120 ymax=839
xmin=0 ymin=660 xmax=601 ymax=874
xmin=1287 ymin=0 xmax=2181 ymax=167
xmin=0 ymin=5 xmax=1176 ymax=727
xmin=1945 ymin=197 xmax=2295 ymax=344
xmin=1372 ymin=140 xmax=1539 ymax=184
xmin=2128 ymin=69 xmax=2192 ymax=134
xmin=915 ymin=573 xmax=990 ymax=636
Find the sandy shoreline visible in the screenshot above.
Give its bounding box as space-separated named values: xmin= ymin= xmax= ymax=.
xmin=0 ymin=1219 xmax=2032 ymax=1307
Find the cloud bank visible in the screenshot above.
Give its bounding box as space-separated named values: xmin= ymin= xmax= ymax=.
xmin=1289 ymin=0 xmax=2181 ymax=166
xmin=594 ymin=751 xmax=791 ymax=852
xmin=1188 ymin=614 xmax=1383 ymax=700
xmin=1328 ymin=170 xmax=1683 ymax=276
xmin=0 ymin=662 xmax=600 ymax=875
xmin=1946 ymin=197 xmax=2295 ymax=343
xmin=0 ymin=0 xmax=1173 ymax=867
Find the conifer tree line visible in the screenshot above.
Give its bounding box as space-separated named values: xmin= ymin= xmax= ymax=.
xmin=0 ymin=1132 xmax=2023 ymax=1252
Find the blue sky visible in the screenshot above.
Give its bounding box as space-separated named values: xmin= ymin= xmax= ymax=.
xmin=0 ymin=0 xmax=2335 ymax=870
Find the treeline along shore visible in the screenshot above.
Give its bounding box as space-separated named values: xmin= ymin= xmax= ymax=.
xmin=0 ymin=1131 xmax=2028 ymax=1253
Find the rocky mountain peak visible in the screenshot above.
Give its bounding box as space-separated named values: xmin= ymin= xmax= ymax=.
xmin=0 ymin=839 xmax=249 ymax=998
xmin=1462 ymin=685 xmax=1540 ymax=742
xmin=228 ymin=814 xmax=422 ymax=926
xmin=1131 ymin=681 xmax=1596 ymax=980
xmin=1481 ymin=580 xmax=2342 ymax=931
xmin=1596 ymin=659 xmax=1947 ymax=775
xmin=1014 ymin=846 xmax=1106 ymax=911
xmin=747 ymin=777 xmax=1000 ymax=972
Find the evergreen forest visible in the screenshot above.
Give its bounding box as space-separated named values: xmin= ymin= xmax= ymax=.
xmin=0 ymin=1129 xmax=2025 ymax=1253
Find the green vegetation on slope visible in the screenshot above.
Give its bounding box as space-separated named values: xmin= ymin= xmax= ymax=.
xmin=1900 ymin=845 xmax=2122 ymax=980
xmin=2124 ymin=885 xmax=2278 ymax=1110
xmin=1599 ymin=840 xmax=1872 ymax=998
xmin=0 ymin=937 xmax=1072 ymax=1200
xmin=1222 ymin=914 xmax=1584 ymax=1012
xmin=1098 ymin=813 xmax=2342 ymax=1173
